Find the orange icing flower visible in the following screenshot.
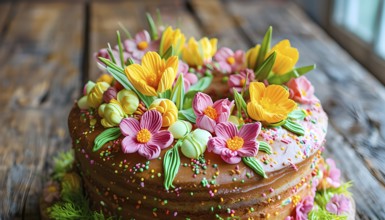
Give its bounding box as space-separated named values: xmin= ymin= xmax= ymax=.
xmin=267 ymin=39 xmax=299 ymax=75
xmin=247 ymin=82 xmax=296 ymax=124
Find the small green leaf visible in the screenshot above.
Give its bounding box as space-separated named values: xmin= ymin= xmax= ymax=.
xmin=242 ymin=157 xmax=267 ymax=178
xmin=258 ymin=141 xmax=272 ymax=155
xmin=159 ymin=90 xmax=171 ymax=99
xmin=233 ymin=89 xmax=248 ymax=118
xmin=107 ymin=43 xmax=117 ymax=65
xmin=268 ymin=64 xmax=316 ymax=84
xmin=178 ymin=108 xmax=196 ymax=123
xmin=189 ymin=75 xmax=213 ymax=92
xmin=162 ymin=45 xmax=174 ymax=60
xmin=255 ymin=52 xmax=276 ymax=81
xmin=268 ymin=120 xmax=286 ymax=127
xmin=171 ymin=74 xmax=185 ymax=110
xmin=118 ymin=22 xmax=132 ymax=39
xmin=116 ymin=31 xmax=125 ymax=68
xmin=163 ymin=140 xmax=182 ymax=190
xmin=283 ymin=120 xmax=305 ymax=136
xmin=255 ymin=26 xmax=272 ymax=68
xmin=126 ymin=57 xmax=135 ymax=66
xmin=99 ymin=57 xmax=124 ymax=73
xmin=288 ymin=109 xmax=307 ymax=120
xmin=183 ymin=90 xmax=199 ymax=109
xmin=93 ymin=127 xmax=122 ymax=152
xmin=107 ymin=66 xmax=155 ymax=108
xmin=146 ymin=13 xmax=158 ymax=41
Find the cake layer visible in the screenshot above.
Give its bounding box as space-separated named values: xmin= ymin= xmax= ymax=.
xmin=68 ymin=99 xmax=327 ymax=219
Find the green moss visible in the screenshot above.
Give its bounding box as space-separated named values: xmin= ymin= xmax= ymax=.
xmin=308 ymin=207 xmax=347 ymax=220
xmin=52 ymin=150 xmax=75 ymax=180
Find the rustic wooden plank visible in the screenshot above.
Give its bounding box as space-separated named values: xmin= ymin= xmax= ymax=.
xmin=0 ymin=2 xmax=83 ymax=219
xmin=89 ymin=0 xmax=202 ymax=80
xmin=0 ymin=2 xmax=12 ymax=37
xmin=225 ymin=1 xmax=385 ymax=219
xmin=189 ymin=0 xmax=248 ymax=50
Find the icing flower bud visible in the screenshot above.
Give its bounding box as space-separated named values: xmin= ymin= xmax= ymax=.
xmin=103 ymin=87 xmax=118 ymax=103
xmin=98 ymin=103 xmax=107 ymax=118
xmin=101 ymin=100 xmax=125 ymax=127
xmin=97 ymin=73 xmax=114 ymax=85
xmin=246 ymin=44 xmax=261 ymax=70
xmin=168 ymin=120 xmax=192 ymax=139
xmin=149 ymin=99 xmax=178 ymax=127
xmin=117 ymin=89 xmax=139 ymax=115
xmin=84 ymin=81 xmax=96 ymax=95
xmin=181 ymin=129 xmax=211 ymax=159
xmin=87 ymin=82 xmax=110 ymax=108
xmin=228 ymin=115 xmax=242 ymax=126
xmin=77 ymin=95 xmax=89 ymax=110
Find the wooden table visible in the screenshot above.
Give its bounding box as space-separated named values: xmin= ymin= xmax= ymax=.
xmin=1 ymin=0 xmax=384 ymax=219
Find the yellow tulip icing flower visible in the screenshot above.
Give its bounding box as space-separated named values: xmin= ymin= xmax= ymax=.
xmin=247 ymin=82 xmax=296 ymax=124
xmin=87 ymin=82 xmax=110 ymax=108
xmin=125 ymin=52 xmax=178 ymax=96
xmin=117 ymin=89 xmax=139 ymax=115
xmin=246 ymin=44 xmax=260 ymax=70
xmin=182 ymin=37 xmax=218 ymax=67
xmin=96 ymin=73 xmax=114 ymax=85
xmin=267 ymin=39 xmax=299 ymax=75
xmin=159 ymin=26 xmax=186 ymax=56
xmin=99 ymin=100 xmax=125 ymax=128
xmin=149 ymin=99 xmax=178 ymax=127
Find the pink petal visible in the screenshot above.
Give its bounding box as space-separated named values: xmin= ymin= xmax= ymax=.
xmin=228 ymin=74 xmax=243 ymax=87
xmin=234 ymin=50 xmax=245 ymax=62
xmin=237 ymin=140 xmax=258 ymax=157
xmin=207 ymin=137 xmax=227 ymax=154
xmin=150 ymin=130 xmax=174 ymax=149
xmin=121 ymin=136 xmax=141 ymax=153
xmin=135 ymin=30 xmax=151 ymax=43
xmin=140 ymin=110 xmax=162 ymax=133
xmin=184 ymin=73 xmax=198 ymax=84
xmin=214 ymin=122 xmax=238 ymax=139
xmin=239 ymin=122 xmax=261 ymax=141
xmin=124 ymin=40 xmax=137 ymax=52
xmin=325 ymin=203 xmax=338 ymax=215
xmin=221 ymin=154 xmax=241 ymax=164
xmin=214 ymin=47 xmax=234 ymax=62
xmin=218 ymin=61 xmax=232 ymax=73
xmin=120 ymin=118 xmax=141 ymax=136
xmin=138 ymin=144 xmax=161 ymax=160
xmin=196 ymin=115 xmax=217 ymax=133
xmin=193 ymin=92 xmax=213 ymax=115
xmin=178 ymin=61 xmax=189 ymax=74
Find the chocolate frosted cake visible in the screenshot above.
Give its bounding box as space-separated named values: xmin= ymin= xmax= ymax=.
xmin=42 ymin=15 xmax=354 ymax=220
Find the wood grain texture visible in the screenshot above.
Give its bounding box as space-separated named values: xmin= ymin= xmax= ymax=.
xmin=225 ymin=0 xmax=385 ymax=219
xmin=0 ymin=2 xmax=12 ymax=38
xmin=0 ymin=2 xmax=83 ymax=219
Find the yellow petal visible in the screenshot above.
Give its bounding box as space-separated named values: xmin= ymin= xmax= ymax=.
xmin=157 ymin=67 xmax=175 ymax=93
xmin=166 ymin=56 xmax=179 ymax=74
xmin=136 ymin=79 xmax=158 ymax=96
xmin=273 ymin=39 xmax=291 ymax=50
xmin=142 ymin=52 xmax=164 ymax=77
xmin=247 ymin=102 xmax=265 ymax=122
xmin=210 ymin=38 xmax=218 ymax=57
xmin=249 ymin=82 xmax=266 ymax=102
xmin=265 ymin=85 xmax=289 ymax=103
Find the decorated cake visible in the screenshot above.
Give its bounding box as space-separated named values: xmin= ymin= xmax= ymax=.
xmin=42 ymin=14 xmax=354 ymax=219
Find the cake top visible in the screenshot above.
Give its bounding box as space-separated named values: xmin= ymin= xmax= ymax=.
xmin=76 ymin=14 xmax=322 ymax=190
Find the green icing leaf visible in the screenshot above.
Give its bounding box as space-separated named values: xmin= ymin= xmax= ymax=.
xmin=255 ymin=26 xmax=272 ymax=69
xmin=118 ymin=22 xmax=132 ymax=39
xmin=163 ymin=141 xmax=182 ymax=190
xmin=146 ymin=13 xmax=158 ymax=40
xmin=255 ymin=51 xmax=276 ymax=81
xmin=189 ymin=74 xmax=213 ymax=92
xmin=93 ymin=127 xmax=121 ymax=152
xmin=288 ymin=109 xmax=307 ymax=120
xmin=162 ymin=45 xmax=174 ymax=59
xmin=171 ymin=74 xmax=185 ymax=110
xmin=178 ymin=108 xmax=197 ymax=123
xmin=283 ymin=119 xmax=305 ymax=136
xmin=116 ymin=31 xmax=125 ymax=68
xmin=242 ymin=157 xmax=267 ymax=178
xmin=258 ymin=141 xmax=272 ymax=155
xmin=183 ymin=90 xmax=199 ymax=109
xmin=268 ymin=64 xmax=316 ymax=85
xmin=106 ymin=66 xmax=155 ymax=108
xmin=106 ymin=43 xmax=117 ymax=65
xmin=233 ymin=89 xmax=248 ymax=118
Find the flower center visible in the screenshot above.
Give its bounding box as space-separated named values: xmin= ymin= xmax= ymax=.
xmin=226 ymin=56 xmax=235 ymax=65
xmin=137 ymin=41 xmax=149 ymax=50
xmin=226 ymin=136 xmax=244 ymax=151
xmin=136 ymin=129 xmax=152 ymax=143
xmin=204 ymin=106 xmax=218 ymax=120
xmin=301 ymin=89 xmax=307 ymax=96
xmin=240 ymin=78 xmax=246 ymax=86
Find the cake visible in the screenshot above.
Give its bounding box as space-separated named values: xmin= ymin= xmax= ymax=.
xmin=42 ymin=14 xmax=355 ymax=220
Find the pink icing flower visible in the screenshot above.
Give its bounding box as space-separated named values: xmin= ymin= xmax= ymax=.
xmin=319 ymin=158 xmax=341 ymax=189
xmin=119 ymin=110 xmax=174 ymax=160
xmin=228 ymin=68 xmax=255 ymax=93
xmin=193 ymin=92 xmax=234 ymax=133
xmin=207 ymin=122 xmax=261 ymax=164
xmin=175 ymin=61 xmax=198 ymax=91
xmin=123 ymin=30 xmax=159 ymax=60
xmin=326 ymin=194 xmax=350 ymax=215
xmin=214 ymin=47 xmax=245 ymax=73
xmin=103 ymin=87 xmax=117 ymax=103
xmin=294 ymin=196 xmax=314 ymax=220
xmin=287 ymin=76 xmax=318 ymax=104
